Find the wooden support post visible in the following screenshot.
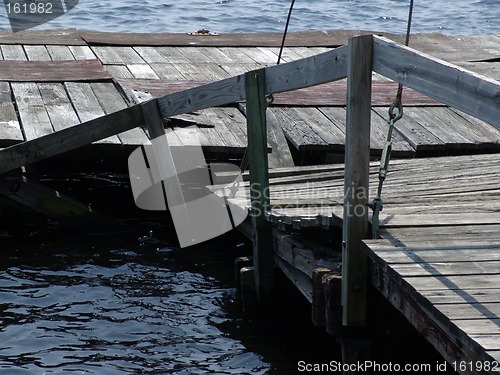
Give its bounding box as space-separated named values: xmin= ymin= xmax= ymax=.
xmin=245 ymin=69 xmax=274 ymax=303
xmin=342 ymin=35 xmax=373 ymax=327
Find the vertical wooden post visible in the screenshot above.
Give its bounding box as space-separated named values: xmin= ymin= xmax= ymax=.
xmin=245 ymin=68 xmax=274 ymax=303
xmin=342 ymin=35 xmax=373 ymax=326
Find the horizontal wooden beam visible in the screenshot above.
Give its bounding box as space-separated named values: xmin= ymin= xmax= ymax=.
xmin=0 ymin=60 xmax=112 ymax=82
xmin=157 ymin=44 xmax=349 ymax=118
xmin=373 ymin=36 xmax=500 ymax=129
xmin=0 ymin=105 xmax=144 ymax=175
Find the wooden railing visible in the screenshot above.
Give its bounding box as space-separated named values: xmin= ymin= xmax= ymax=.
xmin=0 ymin=34 xmax=499 ymax=327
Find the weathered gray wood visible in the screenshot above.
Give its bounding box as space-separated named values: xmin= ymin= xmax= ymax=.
xmin=0 ymin=82 xmax=23 ymax=146
xmin=46 ymin=45 xmax=74 ymax=61
xmin=65 ymin=82 xmax=120 ymax=144
xmin=156 ymin=45 xmax=349 ymax=118
xmin=133 ymin=47 xmax=168 ymax=63
xmin=68 ymin=46 xmax=96 ymax=60
xmin=0 ymin=44 xmax=26 ymax=60
xmin=342 ymin=35 xmax=373 ymax=327
xmin=38 ymin=82 xmax=80 ymax=132
xmin=104 ymin=65 xmax=134 ymax=79
xmin=270 ymin=107 xmax=330 ymax=150
xmin=246 ymin=69 xmax=273 ymax=303
xmin=263 ymin=108 xmax=295 ymax=168
xmin=90 ymin=82 xmax=149 ymax=145
xmin=0 ymin=60 xmax=112 ymax=82
xmin=149 ymin=63 xmax=185 ymax=80
xmin=367 ymin=269 xmax=498 ymax=373
xmin=24 ymin=45 xmax=51 ymax=61
xmin=127 ymin=64 xmax=160 ymax=79
xmin=12 ymin=82 xmax=54 ymax=140
xmin=0 ymin=105 xmax=144 ymax=175
xmin=373 ymin=36 xmax=500 ymax=129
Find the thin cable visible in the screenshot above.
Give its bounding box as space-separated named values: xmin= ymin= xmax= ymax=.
xmin=277 ymin=0 xmax=296 ymax=65
xmin=396 ymin=0 xmax=415 ymax=103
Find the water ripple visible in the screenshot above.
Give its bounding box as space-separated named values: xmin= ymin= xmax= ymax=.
xmin=0 ymin=0 xmax=498 ymax=35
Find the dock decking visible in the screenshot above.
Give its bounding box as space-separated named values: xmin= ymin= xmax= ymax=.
xmin=1 ymin=29 xmax=500 ymax=372
xmin=1 ymin=29 xmax=500 ymax=164
xmin=230 ymin=153 xmax=500 ymax=371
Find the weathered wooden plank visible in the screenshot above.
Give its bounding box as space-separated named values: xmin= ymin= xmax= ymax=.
xmin=379 ymin=213 xmax=500 ymax=228
xmin=342 ymin=34 xmax=373 ymax=327
xmin=366 ymin=248 xmax=500 ymax=265
xmin=217 ymin=47 xmax=259 ymax=64
xmin=369 ymin=267 xmax=499 ymax=372
xmin=402 ymin=107 xmax=473 ymax=147
xmin=11 ymin=82 xmax=53 ymax=140
xmin=0 ymin=82 xmax=23 ymax=146
xmin=38 ymin=82 xmax=80 ymax=132
xmin=90 ymin=46 xmax=125 ymax=65
xmin=0 ymin=44 xmax=26 ymax=60
xmin=90 ymin=82 xmax=149 ymax=145
xmin=104 ymin=65 xmax=134 ymax=79
xmin=435 ymin=303 xmax=500 ymax=320
xmin=80 ymin=29 xmax=348 ymax=47
xmin=68 ymin=46 xmax=96 ymax=60
xmin=271 ymin=80 xmax=440 ymax=106
xmin=372 ymin=107 xmax=446 ymax=151
xmin=262 ymin=108 xmax=295 ymax=168
xmin=421 ymin=289 xmax=500 ymax=305
xmin=127 ymin=64 xmax=160 ymax=79
xmin=292 ymin=107 xmax=346 ymax=146
xmin=0 ymin=104 xmax=144 ymax=175
xmin=172 ymin=63 xmax=221 ymax=80
xmin=373 ymin=36 xmax=500 ymax=129
xmin=0 ymin=60 xmax=112 ymax=82
xmin=270 ymin=107 xmax=331 ymax=150
xmin=246 ymin=69 xmax=273 ymax=302
xmin=46 ymin=45 xmax=74 ymax=61
xmin=389 ymin=260 xmax=500 ymax=278
xmin=113 ymin=47 xmax=145 ymax=64
xmin=24 ymin=45 xmax=51 ymax=61
xmin=0 ymin=29 xmax=85 ymax=45
xmin=148 ymin=64 xmax=186 ymax=80
xmin=155 ymin=47 xmax=192 ymax=64
xmin=65 ymin=82 xmax=120 ymax=144
xmin=133 ymin=46 xmax=168 ymax=63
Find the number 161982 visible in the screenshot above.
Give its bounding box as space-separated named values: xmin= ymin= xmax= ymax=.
xmin=6 ymin=2 xmax=53 ymax=14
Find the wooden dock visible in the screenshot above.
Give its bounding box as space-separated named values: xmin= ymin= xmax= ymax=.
xmin=1 ymin=29 xmax=500 ymax=165
xmin=234 ymin=153 xmax=500 ymax=371
xmin=1 ymin=29 xmax=500 ymax=372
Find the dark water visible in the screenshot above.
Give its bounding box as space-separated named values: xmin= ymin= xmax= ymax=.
xmin=0 ymin=228 xmax=337 ymax=374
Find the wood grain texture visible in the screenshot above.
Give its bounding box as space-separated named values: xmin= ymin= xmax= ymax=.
xmin=342 ymin=34 xmax=373 ymax=326
xmin=0 ymin=60 xmax=112 ymax=82
xmin=0 ymin=105 xmax=144 ymax=174
xmin=373 ymin=36 xmax=500 ymax=130
xmin=0 ymin=81 xmax=23 ymax=146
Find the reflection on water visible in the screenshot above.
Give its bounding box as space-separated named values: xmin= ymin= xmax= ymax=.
xmin=0 ymin=231 xmax=337 ymax=374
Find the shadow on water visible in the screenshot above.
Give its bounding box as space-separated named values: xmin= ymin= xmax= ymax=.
xmin=0 ymin=225 xmax=340 ymax=374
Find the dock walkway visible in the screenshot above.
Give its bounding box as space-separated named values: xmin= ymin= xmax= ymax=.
xmin=232 ymin=153 xmax=500 ymax=370
xmin=1 ymin=29 xmax=500 ymax=372
xmin=1 ymin=29 xmax=500 ymax=164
